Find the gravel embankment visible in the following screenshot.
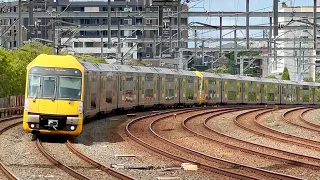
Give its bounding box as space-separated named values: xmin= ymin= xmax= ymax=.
xmin=303 ymin=108 xmax=320 ymax=126
xmin=0 ymin=125 xmax=75 ymax=180
xmin=42 ymin=142 xmax=117 ymax=180
xmin=257 ymin=108 xmax=320 ymax=142
xmin=152 ymin=108 xmax=320 ymax=179
xmin=75 ymin=109 xmax=226 ymax=180
xmin=206 ymin=108 xmax=320 ymax=160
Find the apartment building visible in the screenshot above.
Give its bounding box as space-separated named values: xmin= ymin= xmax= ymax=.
xmin=0 ymin=0 xmax=189 ymax=61
xmin=276 ymin=2 xmax=319 ymax=81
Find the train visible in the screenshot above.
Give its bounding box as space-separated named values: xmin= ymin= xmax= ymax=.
xmin=23 ymin=54 xmax=320 ymax=136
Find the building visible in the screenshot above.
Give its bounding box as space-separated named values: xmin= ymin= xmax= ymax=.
xmin=276 ymin=2 xmax=318 ymax=81
xmin=0 ymin=0 xmax=189 ymax=63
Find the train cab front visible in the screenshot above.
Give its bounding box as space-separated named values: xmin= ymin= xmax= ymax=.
xmin=23 ymin=66 xmax=84 ymax=136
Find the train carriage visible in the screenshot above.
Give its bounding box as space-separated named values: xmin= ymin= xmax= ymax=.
xmin=313 ymin=82 xmax=320 ymax=105
xmin=23 ymin=54 xmax=85 ymax=135
xmin=114 ymin=65 xmax=140 ymax=110
xmin=199 ymin=72 xmax=221 ymax=105
xmin=94 ymin=63 xmax=119 ymax=114
xmin=297 ymin=82 xmax=314 ymax=105
xmin=153 ymin=67 xmax=180 ymax=108
xmin=80 ymin=62 xmax=102 ymax=118
xmin=220 ymin=74 xmax=242 ymax=104
xmin=260 ymin=78 xmax=280 ymax=104
xmin=278 ymin=80 xmax=298 ymax=105
xmin=136 ymin=66 xmax=160 ymax=108
xmin=178 ymin=70 xmax=201 ymax=106
xmin=241 ymin=76 xmax=261 ymax=104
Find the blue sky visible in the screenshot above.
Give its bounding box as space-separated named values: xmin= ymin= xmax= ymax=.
xmin=186 ymin=0 xmax=316 ymax=47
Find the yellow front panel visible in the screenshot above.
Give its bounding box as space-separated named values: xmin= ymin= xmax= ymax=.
xmin=57 ymin=101 xmax=80 ymax=115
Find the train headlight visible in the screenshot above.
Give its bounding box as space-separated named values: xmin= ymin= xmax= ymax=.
xmin=78 ymin=102 xmax=83 ymax=114
xmin=70 ymin=126 xmax=75 ymax=131
xmin=30 ymin=124 xmax=35 ymax=128
xmin=24 ymin=99 xmax=29 ymax=111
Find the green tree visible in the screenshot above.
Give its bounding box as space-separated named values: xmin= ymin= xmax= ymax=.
xmin=74 ymin=54 xmax=107 ymax=63
xmin=265 ymin=75 xmax=277 ymax=79
xmin=205 ymin=65 xmax=229 ymax=74
xmin=281 ymin=67 xmax=290 ymax=80
xmin=304 ymin=77 xmax=314 ymax=82
xmin=126 ymin=59 xmax=152 ymax=66
xmin=225 ymin=51 xmax=260 ymax=76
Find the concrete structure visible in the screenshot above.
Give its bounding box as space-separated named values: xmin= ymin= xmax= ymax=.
xmin=0 ymin=0 xmax=189 ymax=62
xmin=276 ymin=2 xmax=319 ymax=81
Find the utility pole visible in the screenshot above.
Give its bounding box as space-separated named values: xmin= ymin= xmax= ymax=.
xmin=246 ymin=0 xmax=249 ymax=49
xmin=100 ymin=25 xmax=103 ymax=59
xmin=169 ymin=17 xmax=173 ymax=56
xmin=268 ymin=17 xmax=272 ymax=75
xmin=158 ymin=6 xmax=163 ymax=66
xmin=18 ymin=0 xmax=22 ymax=48
xmin=201 ymin=40 xmax=204 ymax=65
xmin=298 ymin=41 xmax=302 ymax=81
xmin=108 ymin=0 xmax=111 ymax=49
xmin=117 ymin=17 xmax=122 ymax=64
xmin=234 ymin=29 xmax=237 ymax=65
xmin=240 ymin=56 xmax=244 ymax=76
xmin=177 ymin=0 xmax=181 ymax=48
xmin=28 ymin=0 xmax=34 ymax=40
xmin=194 ymin=29 xmax=197 ymax=66
xmin=219 ymin=16 xmax=222 ymax=57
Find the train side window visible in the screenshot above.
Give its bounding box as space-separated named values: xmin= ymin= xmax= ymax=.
xmin=91 ymin=93 xmax=96 ymax=110
xmin=126 ymin=73 xmax=133 ymax=81
xmin=119 ymin=76 xmax=122 ymax=91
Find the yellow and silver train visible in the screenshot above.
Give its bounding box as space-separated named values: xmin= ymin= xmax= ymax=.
xmin=23 ymin=54 xmax=320 ymax=136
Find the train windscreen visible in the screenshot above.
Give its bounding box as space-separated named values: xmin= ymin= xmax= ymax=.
xmin=28 ymin=66 xmax=82 ymax=100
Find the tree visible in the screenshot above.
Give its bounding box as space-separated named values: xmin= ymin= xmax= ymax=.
xmin=281 ymin=67 xmax=290 ymax=80
xmin=74 ymin=54 xmax=107 ymax=64
xmin=225 ymin=51 xmax=261 ymax=76
xmin=304 ymin=77 xmax=314 ymax=82
xmin=265 ymin=75 xmax=277 ymax=79
xmin=126 ymin=59 xmax=152 ymax=66
xmin=205 ymin=65 xmax=229 ymax=74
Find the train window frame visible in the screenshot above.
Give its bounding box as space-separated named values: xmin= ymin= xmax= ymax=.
xmin=41 ymin=76 xmax=57 ymax=99
xmin=57 ymin=76 xmax=82 ymax=100
xmin=166 ymin=74 xmax=174 ymax=82
xmin=187 ymin=76 xmax=194 ymax=83
xmin=27 ymin=75 xmax=41 ymax=98
xmin=126 ymin=72 xmax=134 ymax=81
xmin=145 ymin=73 xmax=154 ymax=81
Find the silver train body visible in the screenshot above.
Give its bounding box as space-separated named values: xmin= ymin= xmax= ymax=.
xmin=81 ymin=61 xmax=320 ymax=118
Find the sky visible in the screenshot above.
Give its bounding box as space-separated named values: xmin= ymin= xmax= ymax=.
xmin=186 ymin=0 xmax=317 ymax=47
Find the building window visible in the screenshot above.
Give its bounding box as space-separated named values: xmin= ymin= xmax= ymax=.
xmin=85 ymin=42 xmax=94 ymax=47
xmin=136 ymin=18 xmax=142 ymax=25
xmin=146 ymin=19 xmax=152 ymax=24
xmin=128 ymin=42 xmax=133 ymax=47
xmin=74 ymin=42 xmax=83 ymax=48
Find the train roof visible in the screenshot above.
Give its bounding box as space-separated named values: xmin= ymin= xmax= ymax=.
xmin=198 ymin=72 xmax=222 ymax=79
xmin=112 ymin=65 xmax=157 ymax=73
xmin=80 ymin=61 xmax=101 ymax=72
xmin=153 ymin=67 xmax=179 ymax=75
xmin=178 ymin=70 xmax=199 ymax=77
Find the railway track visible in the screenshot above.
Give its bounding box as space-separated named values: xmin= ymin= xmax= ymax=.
xmin=299 ymin=108 xmax=320 ymax=130
xmin=126 ymin=107 xmax=302 ymax=180
xmin=65 ymin=140 xmax=134 ymax=180
xmin=281 ymin=108 xmax=320 ymax=132
xmin=151 ymin=107 xmax=310 ymax=179
xmin=199 ymin=108 xmax=320 ymax=169
xmin=234 ymin=108 xmax=320 ymax=151
xmin=253 ymin=108 xmax=320 ymax=149
xmin=0 ymin=116 xmax=22 ymax=180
